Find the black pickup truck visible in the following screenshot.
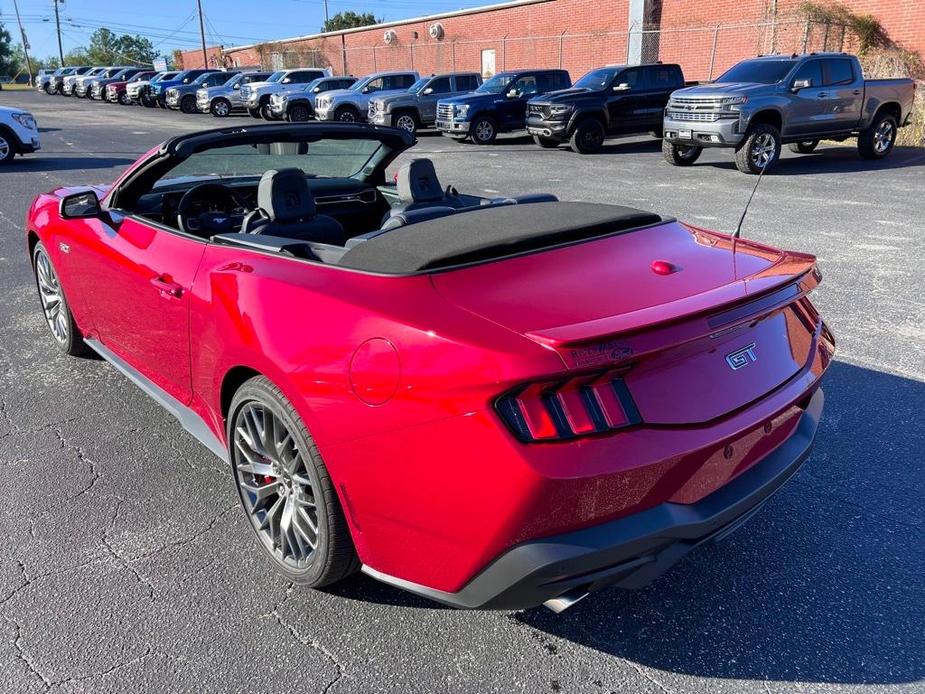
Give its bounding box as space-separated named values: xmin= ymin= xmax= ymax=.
xmin=526 ymin=63 xmax=691 ymax=153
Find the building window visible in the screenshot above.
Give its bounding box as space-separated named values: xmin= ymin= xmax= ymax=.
xmin=480 ymin=49 xmax=496 ymax=78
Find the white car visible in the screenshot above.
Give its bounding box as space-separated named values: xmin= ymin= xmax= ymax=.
xmin=0 ymin=106 xmax=40 ymax=164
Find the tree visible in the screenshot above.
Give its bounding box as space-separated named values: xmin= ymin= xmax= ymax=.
xmin=322 ymin=11 xmax=381 ymax=33
xmin=0 ymin=22 xmax=19 ymax=76
xmin=86 ymin=28 xmax=157 ymax=65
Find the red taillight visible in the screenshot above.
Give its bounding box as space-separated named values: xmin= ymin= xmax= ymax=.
xmin=496 ymin=370 xmax=642 ymax=442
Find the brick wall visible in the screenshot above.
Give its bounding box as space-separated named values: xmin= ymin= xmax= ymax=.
xmin=221 ymin=0 xmax=925 ymax=81
xmin=178 ymin=45 xmax=226 ymax=70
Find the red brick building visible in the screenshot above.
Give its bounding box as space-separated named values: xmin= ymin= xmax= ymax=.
xmin=179 ymin=0 xmax=923 ymax=81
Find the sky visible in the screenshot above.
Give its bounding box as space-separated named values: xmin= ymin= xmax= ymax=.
xmin=1 ymin=0 xmax=489 ymax=61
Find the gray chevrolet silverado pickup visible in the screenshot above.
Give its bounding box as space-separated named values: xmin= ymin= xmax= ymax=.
xmin=663 ymin=52 xmax=915 ymax=173
xmin=368 ymin=72 xmax=482 ymax=134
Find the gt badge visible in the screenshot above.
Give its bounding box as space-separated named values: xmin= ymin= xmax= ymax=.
xmin=725 ymin=343 xmax=757 ymax=370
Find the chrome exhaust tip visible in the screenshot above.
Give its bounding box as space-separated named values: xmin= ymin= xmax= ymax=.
xmin=543 ymin=587 xmax=590 ymax=613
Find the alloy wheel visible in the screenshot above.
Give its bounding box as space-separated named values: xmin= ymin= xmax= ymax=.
xmin=233 ymin=402 xmax=320 ymax=568
xmin=873 ymin=120 xmax=894 ymax=154
xmin=474 ymin=119 xmax=494 ymax=142
xmin=336 ymin=109 xmax=357 ymax=122
xmin=35 ymin=249 xmax=69 ymax=345
xmin=750 ymin=132 xmax=777 ymax=169
xmin=214 ymin=101 xmax=230 ymax=117
xmin=0 ymin=135 xmax=10 ymax=161
xmin=395 ymin=114 xmax=416 ymax=133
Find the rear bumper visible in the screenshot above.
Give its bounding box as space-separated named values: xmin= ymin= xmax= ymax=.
xmin=365 ymin=388 xmax=823 ymax=610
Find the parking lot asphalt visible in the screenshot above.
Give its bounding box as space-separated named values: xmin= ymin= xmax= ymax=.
xmin=0 ymin=91 xmax=923 ymax=694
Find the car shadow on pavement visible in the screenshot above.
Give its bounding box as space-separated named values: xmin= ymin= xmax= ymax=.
xmin=514 ymin=360 xmax=925 ymax=687
xmin=15 ymin=156 xmax=136 ymax=172
xmin=705 ymin=145 xmax=925 ymax=175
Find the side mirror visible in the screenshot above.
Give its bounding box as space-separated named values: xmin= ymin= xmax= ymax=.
xmin=423 ymin=87 xmax=433 ymax=95
xmin=313 ymin=86 xmax=321 ymax=93
xmin=282 ymin=78 xmax=291 ymax=84
xmin=362 ymin=86 xmax=370 ymax=93
xmin=60 ymin=191 xmax=101 ymax=219
xmin=233 ymin=83 xmax=240 ymax=89
xmin=791 ymin=78 xmax=811 ymax=92
xmin=506 ymin=89 xmax=519 ymax=98
xmin=613 ymin=82 xmax=631 ymax=92
xmin=183 ymin=79 xmax=190 ymax=84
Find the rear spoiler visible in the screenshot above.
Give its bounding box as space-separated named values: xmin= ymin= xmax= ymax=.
xmin=527 ymin=263 xmax=820 ymax=369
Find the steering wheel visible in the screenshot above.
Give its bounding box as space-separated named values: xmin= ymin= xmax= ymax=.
xmin=176 ymin=183 xmax=251 ymax=235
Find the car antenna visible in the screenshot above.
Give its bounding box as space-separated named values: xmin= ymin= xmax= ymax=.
xmin=733 ymin=158 xmax=771 ymax=238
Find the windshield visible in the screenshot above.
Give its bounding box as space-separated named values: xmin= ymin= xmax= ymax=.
xmin=716 ymin=59 xmax=796 ymax=84
xmin=475 ymin=74 xmax=513 ymax=94
xmin=171 ymin=71 xmax=191 ymax=82
xmin=408 ymin=77 xmax=430 ymax=93
xmin=574 ymin=68 xmax=619 ymax=90
xmin=157 ymin=137 xmax=387 ymax=186
xmin=350 ymin=76 xmax=374 ymax=91
xmin=266 ymin=71 xmax=285 ymax=83
xmin=191 ymin=73 xmax=217 ymax=85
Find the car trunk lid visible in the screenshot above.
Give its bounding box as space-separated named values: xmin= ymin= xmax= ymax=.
xmin=432 ymin=221 xmax=820 ymax=425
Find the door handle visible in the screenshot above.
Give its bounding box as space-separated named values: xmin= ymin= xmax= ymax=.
xmin=816 ymin=92 xmax=828 ymax=98
xmin=852 ymin=89 xmax=861 ymax=95
xmin=150 ymin=275 xmax=183 ymax=299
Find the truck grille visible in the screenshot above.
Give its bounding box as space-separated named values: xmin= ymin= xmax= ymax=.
xmin=527 ymin=104 xmax=551 ymax=118
xmin=665 ymin=110 xmax=720 ymax=122
xmin=240 ymin=85 xmax=251 ymax=99
xmin=437 ymin=103 xmax=453 ymax=120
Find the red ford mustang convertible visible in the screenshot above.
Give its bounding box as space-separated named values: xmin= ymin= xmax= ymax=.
xmin=26 ymin=123 xmax=834 ymax=612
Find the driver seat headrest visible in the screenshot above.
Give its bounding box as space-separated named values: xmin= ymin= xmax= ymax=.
xmin=258 ymin=168 xmax=316 ymax=222
xmin=396 ymin=158 xmax=444 ymax=204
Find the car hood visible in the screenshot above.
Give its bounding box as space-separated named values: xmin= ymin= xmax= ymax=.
xmin=373 ymin=92 xmax=418 ymax=107
xmin=199 ymin=85 xmax=228 ymax=96
xmin=672 ymin=82 xmax=773 ymax=98
xmin=439 ymin=92 xmax=497 ymax=106
xmin=530 ymin=87 xmax=600 ymax=104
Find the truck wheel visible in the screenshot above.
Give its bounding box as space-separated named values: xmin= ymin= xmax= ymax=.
xmin=650 ymin=127 xmax=663 ymax=139
xmin=858 ymin=114 xmax=897 ymax=160
xmin=288 ymin=104 xmax=311 ymax=122
xmin=735 ymin=123 xmax=781 ymax=174
xmin=0 ymin=130 xmax=16 ymax=164
xmin=180 ymin=95 xmax=197 ymax=114
xmin=788 ymin=140 xmax=819 ymax=154
xmin=118 ymin=91 xmax=131 ymax=106
xmin=260 ymin=101 xmax=277 ymax=121
xmin=334 ymin=106 xmax=360 ymax=122
xmin=211 ymin=98 xmax=231 ymax=117
xmin=470 ymin=116 xmax=497 ymax=145
xmin=44 ymin=83 xmax=54 ymax=95
xmin=393 ymin=111 xmax=419 ymax=135
xmin=662 ymin=139 xmax=702 ymax=166
xmin=140 ymin=93 xmax=155 ymax=108
xmin=248 ymin=107 xmax=261 ymax=119
xmin=569 ymin=118 xmax=605 ymax=154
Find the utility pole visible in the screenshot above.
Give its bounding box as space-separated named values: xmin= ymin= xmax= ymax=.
xmin=323 ymin=0 xmax=330 ymax=26
xmin=11 ymin=0 xmax=33 ymax=84
xmin=196 ymin=0 xmax=208 ymax=67
xmin=53 ymin=0 xmax=65 ymax=65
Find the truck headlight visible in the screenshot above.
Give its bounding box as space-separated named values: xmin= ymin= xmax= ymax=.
xmin=548 ymin=103 xmax=574 ymax=116
xmin=454 ymin=104 xmax=470 ymax=118
xmin=11 ymin=113 xmax=36 ymax=130
xmin=720 ymin=95 xmax=747 ymax=111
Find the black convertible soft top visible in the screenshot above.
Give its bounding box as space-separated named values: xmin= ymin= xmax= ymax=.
xmin=338 ymin=201 xmax=664 ymax=274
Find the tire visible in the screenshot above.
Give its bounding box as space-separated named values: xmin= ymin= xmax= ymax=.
xmin=650 ymin=127 xmax=663 ymax=139
xmin=118 ymin=91 xmax=131 ymax=106
xmin=287 ymin=103 xmax=311 ymax=122
xmin=735 ymin=123 xmax=781 ymax=174
xmin=0 ymin=130 xmax=15 ymax=164
xmin=141 ymin=94 xmax=155 ymax=108
xmin=44 ymin=83 xmax=54 ymax=95
xmin=248 ymin=107 xmax=261 ymax=119
xmin=210 ymin=98 xmax=231 ymax=117
xmin=392 ymin=111 xmax=419 ymax=135
xmin=334 ymin=105 xmax=360 ymax=123
xmin=569 ymin=118 xmax=606 ymax=154
xmin=858 ymin=113 xmax=897 ymax=160
xmin=228 ymin=376 xmax=359 ymax=587
xmin=259 ymin=101 xmax=276 ymax=121
xmin=470 ymin=115 xmax=497 ymax=145
xmin=662 ymin=138 xmax=703 ymax=166
xmin=157 ymin=100 xmax=167 ymax=109
xmin=180 ymin=95 xmax=197 ymax=114
xmin=788 ymin=140 xmax=819 ymax=154
xmin=32 ymin=242 xmax=89 ymax=357
xmin=532 ymin=135 xmax=559 ymax=149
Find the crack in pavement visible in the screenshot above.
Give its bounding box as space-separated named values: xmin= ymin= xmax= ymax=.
xmin=264 ymin=584 xmax=346 ymax=694
xmin=7 ymin=617 xmax=52 ymax=689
